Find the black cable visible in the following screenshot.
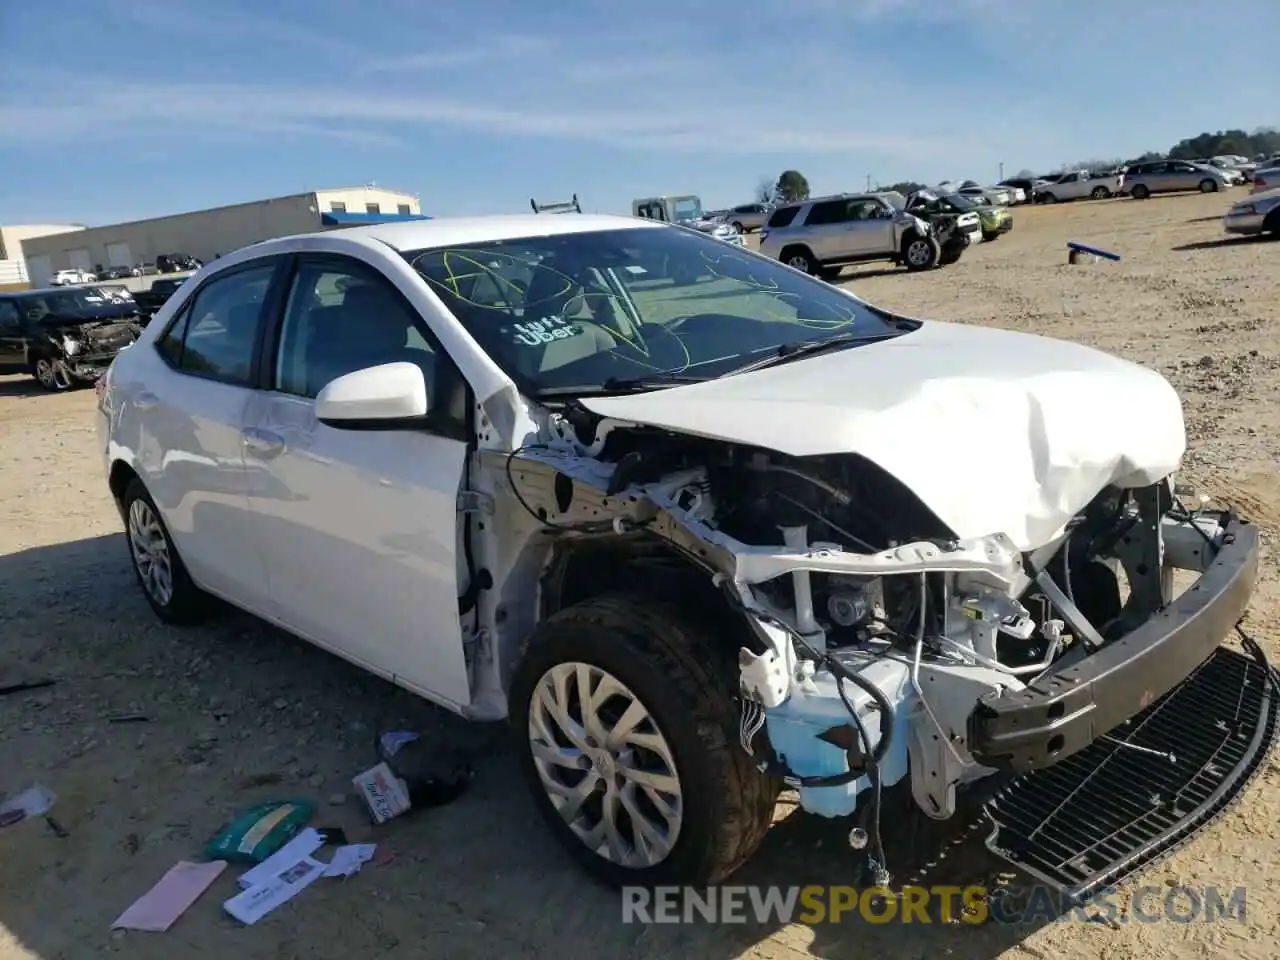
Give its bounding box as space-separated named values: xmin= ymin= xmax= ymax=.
xmin=505 ymin=444 xmax=571 ymax=530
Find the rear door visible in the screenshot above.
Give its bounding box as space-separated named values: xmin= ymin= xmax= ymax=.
xmin=241 ymin=252 xmax=473 ymax=710
xmin=134 ymin=258 xmax=285 ymax=610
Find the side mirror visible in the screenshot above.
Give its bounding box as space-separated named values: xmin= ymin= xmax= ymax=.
xmin=315 ymin=361 xmax=430 ymax=429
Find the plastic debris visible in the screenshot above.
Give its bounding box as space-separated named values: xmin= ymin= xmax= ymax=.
xmin=205 ymin=800 xmax=314 ymax=863
xmin=0 ymin=784 xmax=57 ymax=827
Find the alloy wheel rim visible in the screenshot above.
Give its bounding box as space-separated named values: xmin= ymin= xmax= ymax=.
xmin=787 ymin=255 xmax=810 ymax=271
xmin=907 ymin=240 xmax=931 ymax=265
xmin=528 ymin=661 xmax=684 ymax=868
xmin=127 ymin=499 xmax=174 ymax=606
xmin=34 ymin=360 xmax=55 ymax=388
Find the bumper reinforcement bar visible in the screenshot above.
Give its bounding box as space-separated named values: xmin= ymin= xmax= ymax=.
xmin=969 ymin=515 xmax=1258 ymax=771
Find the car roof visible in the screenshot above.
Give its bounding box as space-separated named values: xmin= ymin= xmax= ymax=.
xmin=291 ymin=214 xmax=660 ymax=252
xmin=0 ymin=286 xmax=73 ymax=299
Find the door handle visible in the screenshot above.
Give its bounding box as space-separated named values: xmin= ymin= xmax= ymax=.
xmin=241 ymin=427 xmax=286 ymax=459
xmin=134 ymin=391 xmax=159 ymax=411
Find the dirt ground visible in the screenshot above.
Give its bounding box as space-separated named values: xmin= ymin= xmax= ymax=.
xmin=3 ymin=189 xmax=1279 ymax=959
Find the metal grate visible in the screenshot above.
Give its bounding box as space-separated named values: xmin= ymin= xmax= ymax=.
xmin=983 ymin=639 xmax=1278 ymax=904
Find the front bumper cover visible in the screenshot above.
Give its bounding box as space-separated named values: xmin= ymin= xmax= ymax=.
xmin=969 ymin=515 xmax=1259 ymax=772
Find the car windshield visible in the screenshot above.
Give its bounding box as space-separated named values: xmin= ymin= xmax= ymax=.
xmin=402 ymin=226 xmax=909 ymax=397
xmin=672 ymin=197 xmax=704 ymax=221
xmin=943 ymin=193 xmax=979 ymax=210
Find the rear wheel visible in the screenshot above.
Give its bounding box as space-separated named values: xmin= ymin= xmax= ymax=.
xmin=731 ymin=221 xmax=745 ymax=233
xmin=1090 ymin=186 xmax=1111 ymax=200
xmin=121 ymin=478 xmax=213 ymax=624
xmin=1040 ymin=192 xmax=1057 ymax=204
xmin=509 ymin=595 xmax=780 ymax=887
xmin=779 ymin=245 xmax=819 ymax=275
xmin=1263 ymin=209 xmax=1280 ymax=239
xmin=818 ymin=266 xmax=843 ymax=282
xmin=982 ymin=231 xmax=1000 ymax=242
xmin=1199 ymin=179 xmax=1218 ymax=193
xmin=1130 ymin=184 xmax=1150 ymax=200
xmin=902 ymin=234 xmax=940 ymax=271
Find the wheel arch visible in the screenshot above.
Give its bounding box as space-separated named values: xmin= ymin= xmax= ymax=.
xmin=108 ymin=459 xmax=142 ymax=521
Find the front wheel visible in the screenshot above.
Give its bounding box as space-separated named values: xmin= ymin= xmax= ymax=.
xmin=1090 ymin=186 xmax=1111 ymax=199
xmin=1131 ymin=184 xmax=1150 ymax=200
xmin=1040 ymin=192 xmax=1057 ymax=204
xmin=509 ymin=595 xmax=780 ymax=887
xmin=1199 ymin=179 xmax=1218 ymax=193
xmin=982 ymin=231 xmax=1000 ymax=242
xmin=902 ymin=234 xmax=940 ymax=271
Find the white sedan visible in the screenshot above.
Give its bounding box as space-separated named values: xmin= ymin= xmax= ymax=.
xmin=97 ymin=214 xmax=1265 ymax=893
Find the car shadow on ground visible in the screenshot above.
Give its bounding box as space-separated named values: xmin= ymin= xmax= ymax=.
xmin=1173 ymin=236 xmax=1267 ymax=252
xmin=0 ymin=374 xmax=46 ymax=399
xmin=0 ymin=533 xmax=1056 ymax=959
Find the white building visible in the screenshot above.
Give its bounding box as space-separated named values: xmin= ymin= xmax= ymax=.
xmin=0 ymin=224 xmax=85 ymax=289
xmin=20 ymin=186 xmax=425 ymax=287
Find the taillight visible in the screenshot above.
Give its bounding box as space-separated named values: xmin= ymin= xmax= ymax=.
xmin=1257 ymin=176 xmax=1268 ymax=189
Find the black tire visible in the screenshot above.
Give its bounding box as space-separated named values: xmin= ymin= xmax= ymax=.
xmin=1131 ymin=184 xmax=1150 ymax=200
xmin=1199 ymin=179 xmax=1218 ymax=193
xmin=731 ymin=221 xmax=745 ymax=233
xmin=818 ymin=266 xmax=843 ymax=282
xmin=1090 ymin=186 xmax=1111 ymax=200
xmin=901 ymin=233 xmax=940 ymax=271
xmin=779 ymin=245 xmax=819 ymax=275
xmin=982 ymin=231 xmax=999 ymax=242
xmin=1263 ymin=209 xmax=1280 ymax=239
xmin=509 ymin=595 xmax=780 ymax=887
xmin=1040 ymin=192 xmax=1057 ymax=204
xmin=120 ymin=478 xmax=212 ymax=624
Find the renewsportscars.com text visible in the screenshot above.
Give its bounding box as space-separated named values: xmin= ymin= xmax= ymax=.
xmin=621 ymin=885 xmax=1247 ymax=926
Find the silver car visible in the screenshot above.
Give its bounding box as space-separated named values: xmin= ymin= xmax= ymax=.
xmin=1123 ymin=160 xmax=1233 ymax=199
xmin=1250 ymin=166 xmax=1280 ymax=194
xmin=1223 ymin=187 xmax=1280 ymax=238
xmin=723 ymin=203 xmax=772 ymax=233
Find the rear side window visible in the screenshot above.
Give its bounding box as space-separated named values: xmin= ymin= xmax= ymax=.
xmin=155 ymin=263 xmax=275 ymax=385
xmin=767 ymin=206 xmax=800 ymax=228
xmin=0 ymin=300 xmax=20 ymax=331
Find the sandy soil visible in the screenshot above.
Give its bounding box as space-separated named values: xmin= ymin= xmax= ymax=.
xmin=2 ymin=189 xmax=1279 ymax=959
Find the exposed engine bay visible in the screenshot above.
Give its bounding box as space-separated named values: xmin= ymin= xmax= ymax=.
xmin=486 ymin=398 xmax=1262 ymax=888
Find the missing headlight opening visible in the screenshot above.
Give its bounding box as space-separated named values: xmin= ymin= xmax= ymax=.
xmin=499 ymin=411 xmax=1266 ymax=892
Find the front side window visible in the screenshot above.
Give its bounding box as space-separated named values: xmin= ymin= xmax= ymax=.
xmin=0 ymin=300 xmax=20 ymax=331
xmin=273 ymin=259 xmax=437 ymax=400
xmin=403 ymin=226 xmax=906 ymax=397
xmin=160 ymin=263 xmax=275 ymax=384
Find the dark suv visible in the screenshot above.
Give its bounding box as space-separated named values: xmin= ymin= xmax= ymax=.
xmin=0 ymin=287 xmax=144 ymax=390
xmin=156 ymin=253 xmax=201 ymax=273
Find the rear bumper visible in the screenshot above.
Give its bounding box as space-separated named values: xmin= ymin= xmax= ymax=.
xmin=969 ymin=515 xmax=1259 ymax=772
xmin=1224 ymin=211 xmax=1266 ymax=235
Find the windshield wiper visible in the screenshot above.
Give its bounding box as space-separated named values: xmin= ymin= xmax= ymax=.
xmin=726 ymin=329 xmax=907 ymax=377
xmin=535 ymin=372 xmax=707 ymax=398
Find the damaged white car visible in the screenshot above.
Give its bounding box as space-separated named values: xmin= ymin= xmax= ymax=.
xmin=98 ymin=215 xmax=1275 ymax=900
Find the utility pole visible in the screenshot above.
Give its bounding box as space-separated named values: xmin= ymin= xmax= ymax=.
xmin=866 ymin=173 xmax=872 ymax=192
xmin=999 ymin=161 xmax=1005 ymax=181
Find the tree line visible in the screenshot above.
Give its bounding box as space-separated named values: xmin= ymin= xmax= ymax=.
xmin=754 ymin=127 xmax=1280 ymax=204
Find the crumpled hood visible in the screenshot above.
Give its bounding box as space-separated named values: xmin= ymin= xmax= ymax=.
xmin=581 ymin=321 xmax=1186 ymax=550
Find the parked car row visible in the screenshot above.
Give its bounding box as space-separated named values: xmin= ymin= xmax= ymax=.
xmin=46 ymin=253 xmax=204 ymax=287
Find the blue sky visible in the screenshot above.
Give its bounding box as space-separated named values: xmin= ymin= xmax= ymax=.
xmin=1 ymin=0 xmax=1276 ymax=226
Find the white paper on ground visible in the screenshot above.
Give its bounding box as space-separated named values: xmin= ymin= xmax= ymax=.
xmin=236 ymin=828 xmax=325 ymax=890
xmin=322 ymin=844 xmax=377 ymax=878
xmin=112 ymin=860 xmax=227 ymax=932
xmin=223 ymin=857 xmax=324 ymax=925
xmin=0 ymin=784 xmax=57 ymax=820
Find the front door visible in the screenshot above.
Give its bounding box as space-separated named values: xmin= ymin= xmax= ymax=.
xmin=242 ymin=253 xmax=473 ymax=709
xmin=0 ymin=300 xmax=25 ymax=374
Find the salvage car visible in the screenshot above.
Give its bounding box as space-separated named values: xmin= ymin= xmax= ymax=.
xmin=97 ymin=215 xmax=1275 ymax=899
xmin=908 ymin=190 xmax=1012 ymax=242
xmin=758 ymin=192 xmax=971 ymax=278
xmin=0 ymin=286 xmax=144 ymax=389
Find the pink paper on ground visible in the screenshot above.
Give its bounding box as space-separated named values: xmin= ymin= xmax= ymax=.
xmin=112 ymin=860 xmax=228 ymax=932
